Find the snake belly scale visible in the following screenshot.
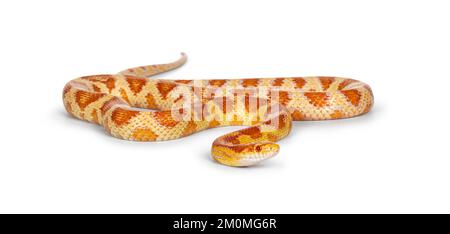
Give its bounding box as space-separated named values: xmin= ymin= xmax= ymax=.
xmin=62 ymin=53 xmax=374 ymax=167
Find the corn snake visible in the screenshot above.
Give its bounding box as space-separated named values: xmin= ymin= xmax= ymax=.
xmin=62 ymin=53 xmax=374 ymax=167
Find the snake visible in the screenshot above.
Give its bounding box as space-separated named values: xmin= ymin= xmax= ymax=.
xmin=62 ymin=53 xmax=374 ymax=167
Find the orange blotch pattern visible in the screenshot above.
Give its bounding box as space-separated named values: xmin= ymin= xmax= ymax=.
xmin=341 ymin=90 xmax=361 ymax=106
xmin=319 ymin=77 xmax=335 ymax=91
xmin=126 ymin=77 xmax=147 ymax=95
xmin=330 ymin=110 xmax=343 ymax=119
xmin=132 ymin=128 xmax=158 ymax=141
xmin=304 ymin=92 xmax=329 ymax=108
xmin=75 ymin=90 xmax=104 ymax=110
xmin=293 ymin=78 xmax=306 ymax=89
xmin=83 ymin=75 xmax=116 ymax=92
xmin=111 ymin=108 xmax=140 ymax=126
xmin=291 ymin=110 xmax=304 ymax=120
xmin=222 ymin=134 xmax=242 ymax=145
xmin=278 ymin=91 xmax=291 ymax=105
xmin=153 ymin=111 xmax=179 ymax=127
xmin=208 ymin=119 xmax=221 ymax=128
xmin=272 ymin=78 xmax=285 ymax=86
xmin=208 ymin=79 xmax=227 ymax=87
xmin=156 ymin=82 xmax=177 ymax=99
xmin=242 ymin=79 xmax=259 ymax=87
xmin=182 ymin=121 xmax=197 ymax=136
xmin=239 ymin=127 xmax=263 ymax=139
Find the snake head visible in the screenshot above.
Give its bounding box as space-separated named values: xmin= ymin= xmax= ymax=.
xmin=212 ymin=142 xmax=280 ymax=167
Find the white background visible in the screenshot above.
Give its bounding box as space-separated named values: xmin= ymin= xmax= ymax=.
xmin=0 ymin=0 xmax=449 ymax=213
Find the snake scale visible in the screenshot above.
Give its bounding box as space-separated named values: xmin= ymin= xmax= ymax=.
xmin=63 ymin=53 xmax=374 ymax=167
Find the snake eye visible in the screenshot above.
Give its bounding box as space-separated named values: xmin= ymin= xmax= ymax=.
xmin=255 ymin=145 xmax=262 ymax=152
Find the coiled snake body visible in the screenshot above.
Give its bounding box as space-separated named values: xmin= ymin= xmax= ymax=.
xmin=63 ymin=53 xmax=374 ymax=167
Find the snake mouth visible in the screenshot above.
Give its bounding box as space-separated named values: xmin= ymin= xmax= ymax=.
xmin=234 ymin=143 xmax=280 ymax=167
xmin=212 ymin=143 xmax=280 ymax=167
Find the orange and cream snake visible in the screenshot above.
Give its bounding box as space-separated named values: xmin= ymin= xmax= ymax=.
xmin=63 ymin=53 xmax=374 ymax=167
